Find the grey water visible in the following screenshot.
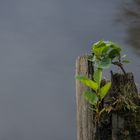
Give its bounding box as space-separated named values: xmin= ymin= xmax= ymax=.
xmin=0 ymin=0 xmax=140 ymax=140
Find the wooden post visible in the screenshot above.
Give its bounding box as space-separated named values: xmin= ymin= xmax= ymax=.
xmin=76 ymin=55 xmax=95 ymax=140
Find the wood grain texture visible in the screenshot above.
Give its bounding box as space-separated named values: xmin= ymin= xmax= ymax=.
xmin=76 ymin=55 xmax=95 ymax=140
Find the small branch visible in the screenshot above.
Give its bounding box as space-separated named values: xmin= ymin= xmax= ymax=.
xmin=112 ymin=62 xmax=126 ymax=75
xmin=118 ymin=64 xmax=126 ymax=75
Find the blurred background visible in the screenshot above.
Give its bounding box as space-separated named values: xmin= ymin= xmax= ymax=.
xmin=0 ymin=0 xmax=140 ymax=139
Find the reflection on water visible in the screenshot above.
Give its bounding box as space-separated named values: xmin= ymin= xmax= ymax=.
xmin=119 ymin=0 xmax=140 ymax=54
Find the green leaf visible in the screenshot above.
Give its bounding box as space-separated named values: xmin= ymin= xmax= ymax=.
xmin=76 ymin=76 xmax=98 ymax=91
xmin=92 ymin=41 xmax=110 ymax=56
xmin=99 ymin=82 xmax=112 ymax=100
xmin=84 ymin=91 xmax=98 ymax=105
xmin=93 ymin=46 xmax=105 ymax=56
xmin=122 ymin=59 xmax=130 ymax=63
xmin=95 ymin=57 xmax=111 ymax=69
xmin=106 ymin=41 xmax=121 ymax=51
xmin=108 ymin=49 xmax=120 ymax=59
xmin=94 ymin=68 xmax=102 ymax=86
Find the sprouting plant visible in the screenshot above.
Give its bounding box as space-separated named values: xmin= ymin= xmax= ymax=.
xmin=76 ymin=40 xmax=129 ymax=124
xmin=91 ymin=40 xmax=129 ymax=74
xmin=76 ymin=75 xmax=111 ymax=124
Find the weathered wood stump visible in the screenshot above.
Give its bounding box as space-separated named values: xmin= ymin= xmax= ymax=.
xmin=76 ymin=56 xmax=95 ymax=140
xmin=76 ymin=55 xmax=140 ymax=140
xmin=110 ymin=73 xmax=140 ymax=140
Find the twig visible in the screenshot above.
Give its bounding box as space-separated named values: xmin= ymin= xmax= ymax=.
xmin=112 ymin=62 xmax=126 ymax=75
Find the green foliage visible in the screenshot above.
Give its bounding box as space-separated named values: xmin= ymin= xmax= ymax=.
xmin=91 ymin=40 xmax=129 ymax=74
xmin=84 ymin=91 xmax=98 ymax=105
xmin=122 ymin=59 xmax=130 ymax=63
xmin=95 ymin=57 xmax=111 ymax=69
xmin=99 ymin=82 xmax=112 ymax=101
xmin=76 ymin=40 xmax=129 ymax=124
xmin=94 ymin=68 xmax=102 ymax=86
xmin=108 ymin=48 xmax=120 ymax=59
xmin=91 ymin=40 xmax=122 ymax=69
xmin=76 ymin=76 xmax=98 ymax=91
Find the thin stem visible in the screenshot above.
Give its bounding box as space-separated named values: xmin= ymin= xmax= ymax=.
xmin=118 ymin=64 xmax=126 ymax=75
xmin=112 ymin=61 xmax=126 ymax=75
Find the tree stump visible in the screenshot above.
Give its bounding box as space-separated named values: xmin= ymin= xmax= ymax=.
xmin=109 ymin=72 xmax=140 ymax=140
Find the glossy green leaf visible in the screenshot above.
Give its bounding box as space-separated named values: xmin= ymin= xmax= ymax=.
xmin=76 ymin=76 xmax=98 ymax=91
xmin=84 ymin=91 xmax=98 ymax=105
xmin=122 ymin=59 xmax=130 ymax=63
xmin=92 ymin=41 xmax=110 ymax=56
xmin=106 ymin=41 xmax=121 ymax=51
xmin=93 ymin=47 xmax=105 ymax=56
xmin=94 ymin=68 xmax=102 ymax=86
xmin=99 ymin=82 xmax=112 ymax=100
xmin=95 ymin=57 xmax=111 ymax=69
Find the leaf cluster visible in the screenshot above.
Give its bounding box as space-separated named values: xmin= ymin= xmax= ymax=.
xmin=76 ymin=40 xmax=130 ymax=124
xmin=76 ymin=76 xmax=111 ymax=106
xmin=91 ymin=40 xmax=121 ymax=69
xmin=90 ymin=40 xmax=129 ymax=73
